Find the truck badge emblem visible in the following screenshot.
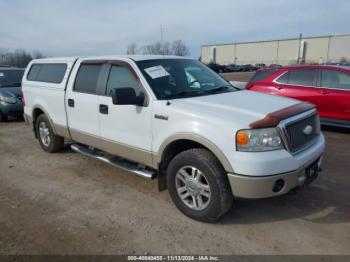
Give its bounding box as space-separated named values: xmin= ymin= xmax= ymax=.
xmin=303 ymin=125 xmax=313 ymax=136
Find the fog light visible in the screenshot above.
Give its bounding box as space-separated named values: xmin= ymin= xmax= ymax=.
xmin=298 ymin=175 xmax=306 ymax=184
xmin=273 ymin=179 xmax=285 ymax=193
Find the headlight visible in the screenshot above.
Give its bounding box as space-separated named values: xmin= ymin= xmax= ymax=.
xmin=236 ymin=128 xmax=283 ymax=152
xmin=0 ymin=96 xmax=17 ymax=104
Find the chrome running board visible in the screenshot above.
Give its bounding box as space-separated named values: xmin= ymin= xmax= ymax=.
xmin=71 ymin=144 xmax=155 ymax=180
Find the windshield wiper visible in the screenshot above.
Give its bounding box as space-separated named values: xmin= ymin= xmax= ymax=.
xmin=208 ymin=85 xmax=234 ymax=93
xmin=165 ymin=85 xmax=236 ymax=99
xmin=167 ymin=90 xmax=211 ymax=98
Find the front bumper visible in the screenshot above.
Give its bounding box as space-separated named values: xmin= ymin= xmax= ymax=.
xmin=225 ymin=134 xmax=325 ymax=176
xmin=228 ymin=156 xmax=322 ymax=199
xmin=0 ymin=102 xmax=23 ymax=117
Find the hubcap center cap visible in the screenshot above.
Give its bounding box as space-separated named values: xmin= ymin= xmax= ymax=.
xmin=186 ymin=179 xmax=200 ymax=195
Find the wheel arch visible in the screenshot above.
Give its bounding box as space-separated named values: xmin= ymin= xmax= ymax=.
xmin=32 ymin=105 xmax=57 ymax=137
xmin=156 ymin=133 xmax=234 ymax=191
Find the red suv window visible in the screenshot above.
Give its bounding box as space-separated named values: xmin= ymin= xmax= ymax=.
xmin=320 ymin=69 xmax=350 ymax=90
xmin=250 ymin=69 xmax=280 ymax=82
xmin=276 ymin=69 xmax=316 ymax=86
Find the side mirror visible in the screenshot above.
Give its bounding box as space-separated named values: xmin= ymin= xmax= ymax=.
xmin=111 ymin=87 xmax=145 ymax=106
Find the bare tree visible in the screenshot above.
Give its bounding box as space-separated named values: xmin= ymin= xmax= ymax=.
xmin=126 ymin=43 xmax=138 ymax=55
xmin=142 ymin=41 xmax=173 ymax=55
xmin=162 ymin=41 xmax=172 ymax=55
xmin=0 ymin=49 xmax=44 ymax=67
xmin=172 ymin=40 xmax=189 ymax=56
xmin=142 ymin=41 xmax=161 ymax=55
xmin=8 ymin=49 xmax=32 ymax=68
xmin=32 ymin=51 xmax=45 ymax=59
xmin=131 ymin=40 xmax=189 ymax=56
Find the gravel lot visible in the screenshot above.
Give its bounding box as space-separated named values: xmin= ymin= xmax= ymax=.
xmin=0 ymin=120 xmax=349 ymax=255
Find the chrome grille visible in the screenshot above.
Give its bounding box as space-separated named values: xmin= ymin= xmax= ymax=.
xmin=278 ymin=110 xmax=320 ymax=154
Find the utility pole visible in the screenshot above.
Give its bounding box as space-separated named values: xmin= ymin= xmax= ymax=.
xmin=160 ymin=24 xmax=164 ymax=56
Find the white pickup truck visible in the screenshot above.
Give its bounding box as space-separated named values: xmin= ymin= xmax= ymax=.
xmin=22 ymin=55 xmax=325 ymax=221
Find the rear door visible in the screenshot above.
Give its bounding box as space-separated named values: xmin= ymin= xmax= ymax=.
xmin=65 ymin=61 xmax=104 ymax=143
xmin=317 ymin=68 xmax=350 ymax=121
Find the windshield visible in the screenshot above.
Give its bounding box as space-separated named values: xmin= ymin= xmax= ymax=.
xmin=136 ymin=59 xmax=236 ymax=99
xmin=0 ymin=70 xmax=24 ymax=88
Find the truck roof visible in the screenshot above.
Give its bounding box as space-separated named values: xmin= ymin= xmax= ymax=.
xmin=31 ymin=55 xmax=193 ymax=63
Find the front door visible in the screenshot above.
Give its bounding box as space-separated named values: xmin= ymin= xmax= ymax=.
xmin=98 ymin=62 xmax=153 ymax=166
xmin=274 ymin=68 xmax=319 ymax=106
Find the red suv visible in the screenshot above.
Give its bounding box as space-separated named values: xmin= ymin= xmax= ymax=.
xmin=246 ymin=65 xmax=350 ymax=128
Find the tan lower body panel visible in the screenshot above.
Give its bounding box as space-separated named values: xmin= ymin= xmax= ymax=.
xmin=227 ymin=169 xmax=306 ymax=199
xmin=24 ymin=113 xmax=70 ymax=139
xmin=54 ymin=123 xmax=71 ymax=138
xmin=69 ymin=129 xmax=154 ymax=168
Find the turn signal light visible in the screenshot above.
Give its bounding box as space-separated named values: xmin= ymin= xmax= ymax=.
xmin=236 ymin=131 xmax=249 ymax=145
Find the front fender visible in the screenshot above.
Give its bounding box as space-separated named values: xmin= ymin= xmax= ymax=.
xmin=156 ymin=132 xmax=234 ymax=173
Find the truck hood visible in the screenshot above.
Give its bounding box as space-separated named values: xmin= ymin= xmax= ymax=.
xmin=171 ymin=90 xmax=300 ymax=127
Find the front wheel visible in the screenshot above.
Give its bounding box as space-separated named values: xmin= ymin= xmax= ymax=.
xmin=166 ymin=148 xmax=233 ymax=222
xmin=35 ymin=114 xmax=64 ymax=153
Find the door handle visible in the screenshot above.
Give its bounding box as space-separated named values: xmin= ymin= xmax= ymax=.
xmin=275 ymin=86 xmax=283 ymax=90
xmin=99 ymin=104 xmax=109 ymax=114
xmin=320 ymin=90 xmax=330 ymax=95
xmin=68 ymin=99 xmax=75 ymax=107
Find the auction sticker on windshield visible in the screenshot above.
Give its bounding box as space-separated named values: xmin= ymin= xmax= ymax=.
xmin=144 ymin=65 xmax=169 ymax=79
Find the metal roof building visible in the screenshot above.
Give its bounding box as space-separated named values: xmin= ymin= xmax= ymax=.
xmin=201 ymin=34 xmax=350 ymax=66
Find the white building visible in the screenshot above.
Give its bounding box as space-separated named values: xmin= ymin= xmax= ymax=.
xmin=201 ymin=34 xmax=350 ymax=66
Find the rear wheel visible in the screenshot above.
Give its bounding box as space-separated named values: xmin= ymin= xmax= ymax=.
xmin=166 ymin=148 xmax=233 ymax=222
xmin=35 ymin=114 xmax=64 ymax=153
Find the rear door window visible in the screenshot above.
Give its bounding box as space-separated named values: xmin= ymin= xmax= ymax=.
xmin=320 ymin=69 xmax=350 ymax=90
xmin=74 ymin=64 xmax=103 ymax=94
xmin=27 ymin=64 xmax=67 ymax=83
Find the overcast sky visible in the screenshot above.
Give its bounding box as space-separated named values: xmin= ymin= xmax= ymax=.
xmin=1 ymin=0 xmax=349 ymax=58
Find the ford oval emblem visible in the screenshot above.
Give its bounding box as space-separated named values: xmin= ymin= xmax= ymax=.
xmin=303 ymin=125 xmax=313 ymax=136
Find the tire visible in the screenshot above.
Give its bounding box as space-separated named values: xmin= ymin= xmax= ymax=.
xmin=166 ymin=148 xmax=233 ymax=222
xmin=0 ymin=112 xmax=8 ymax=122
xmin=35 ymin=114 xmax=64 ymax=153
xmin=17 ymin=115 xmax=24 ymax=121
